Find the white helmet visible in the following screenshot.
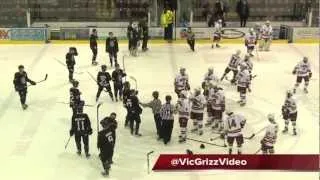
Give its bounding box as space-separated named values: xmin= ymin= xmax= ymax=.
xmin=266 ymin=20 xmax=270 ymax=25
xmin=218 ymin=19 xmax=222 ymax=23
xmin=267 ymin=113 xmax=275 ymax=121
xmin=249 ymin=28 xmax=254 ymax=32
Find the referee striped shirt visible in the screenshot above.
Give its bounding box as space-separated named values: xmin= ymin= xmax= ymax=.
xmin=160 ymin=103 xmax=175 ymax=120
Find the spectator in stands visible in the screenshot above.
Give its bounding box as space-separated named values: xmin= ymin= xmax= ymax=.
xmin=236 ymin=0 xmax=250 ymax=27
xmin=214 ymin=0 xmax=226 ymax=27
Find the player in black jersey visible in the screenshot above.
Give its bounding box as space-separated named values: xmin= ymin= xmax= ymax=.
xmin=90 ymin=29 xmax=98 ymax=65
xmin=13 ymin=65 xmax=36 ymax=110
xmin=122 ymin=81 xmax=131 ymax=127
xmin=66 ymin=47 xmax=78 ymax=83
xmin=126 ymin=89 xmax=143 ymax=136
xmin=127 ymin=21 xmax=134 ymax=51
xmin=112 ymin=64 xmax=126 ymax=102
xmin=96 ymin=65 xmax=114 ymax=102
xmin=69 ymin=100 xmax=92 ymax=158
xmin=105 ymin=32 xmax=119 ymax=67
xmin=70 ymin=80 xmax=82 ymax=115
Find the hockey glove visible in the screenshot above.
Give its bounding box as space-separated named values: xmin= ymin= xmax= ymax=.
xmin=88 ymin=129 xmax=93 ymax=135
xmin=69 ymin=130 xmax=74 ymax=137
xmin=309 ymin=72 xmax=312 ymax=78
xmin=292 ymin=70 xmax=296 ymax=75
xmin=30 ymin=81 xmax=36 ymax=85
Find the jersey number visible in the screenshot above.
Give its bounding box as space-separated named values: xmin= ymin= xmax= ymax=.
xmin=228 ymin=119 xmax=237 ymax=129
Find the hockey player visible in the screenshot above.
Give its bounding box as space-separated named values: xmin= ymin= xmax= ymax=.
xmin=282 ymin=90 xmax=298 ymax=135
xmin=245 ymin=28 xmax=257 ymax=57
xmin=140 ymin=91 xmax=162 ymax=139
xmin=259 ymin=20 xmax=273 ymax=51
xmin=160 ymin=95 xmax=175 ymax=145
xmin=131 ymin=24 xmax=140 ymax=56
xmin=123 ymin=81 xmax=131 ymax=127
xmin=13 ymin=65 xmax=36 ymax=110
xmin=66 ymin=47 xmax=78 ymax=83
xmin=292 ymin=57 xmax=312 ymax=94
xmin=99 ymin=112 xmax=118 ymax=164
xmin=174 ymin=67 xmax=190 ymax=97
xmin=112 ymin=63 xmax=126 ymax=101
xmin=98 ymin=117 xmax=116 ymax=177
xmin=126 ymin=89 xmax=143 ymax=136
xmin=202 ymin=68 xmax=219 ymax=97
xmin=70 ymin=80 xmax=82 ymax=115
xmin=205 ymin=83 xmax=215 ymax=127
xmin=211 ymin=86 xmax=226 ymax=131
xmin=96 ymin=65 xmax=114 ymax=102
xmin=140 ymin=20 xmax=149 ymax=52
xmin=89 ymin=29 xmax=98 ymax=65
xmin=190 ymin=88 xmax=206 ymax=135
xmin=260 ymin=114 xmax=278 ymax=154
xmin=242 ymin=54 xmax=253 ymax=79
xmin=127 ymin=21 xmax=134 ymax=51
xmin=105 ymin=32 xmax=119 ymax=67
xmin=212 ymin=19 xmax=223 ymax=48
xmin=236 ymin=63 xmax=251 ymax=106
xmin=220 ymin=50 xmax=241 ymax=84
xmin=223 ymin=111 xmax=246 ymax=154
xmin=186 ymin=27 xmax=195 ymax=51
xmin=175 ymin=90 xmax=190 ymax=143
xmin=69 ymin=100 xmax=92 ymax=158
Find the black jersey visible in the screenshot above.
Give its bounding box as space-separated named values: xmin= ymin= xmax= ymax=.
xmin=98 ymin=129 xmax=116 ymax=150
xmin=126 ymin=94 xmax=142 ymax=114
xmin=112 ymin=69 xmax=126 ymax=84
xmin=127 ymin=25 xmax=134 ymax=40
xmin=105 ymin=37 xmax=119 ymax=52
xmin=70 ymin=87 xmax=81 ymax=105
xmin=97 ymin=71 xmax=112 ymax=87
xmin=13 ymin=71 xmax=32 ymax=90
xmin=70 ymin=113 xmax=92 ymax=135
xmin=90 ymin=34 xmax=98 ymax=48
xmin=66 ymin=53 xmax=76 ymax=68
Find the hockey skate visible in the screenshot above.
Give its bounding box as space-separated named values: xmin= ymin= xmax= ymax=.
xmin=216 ymin=44 xmax=221 ymax=48
xmin=240 ymin=102 xmax=246 ymax=107
xmin=22 ymin=104 xmax=28 ymax=110
xmin=205 ymin=122 xmax=212 ymax=127
xmin=191 ymin=128 xmax=198 ymax=133
xmin=77 ymin=151 xmax=81 ymax=156
xmin=85 ymin=153 xmax=91 ymax=158
xmin=101 ymin=171 xmax=109 ymax=177
xmin=304 ymin=88 xmax=308 ymax=94
xmin=282 ymin=127 xmax=288 ymax=134
xmin=293 ymin=129 xmax=297 ymax=136
xmin=293 ymin=88 xmax=296 ymax=94
xmin=92 ymin=61 xmax=98 ymax=66
xmin=199 ymin=131 xmax=203 ymax=136
xmin=135 ymin=132 xmax=142 ymax=137
xmin=179 ymin=138 xmax=186 ymax=143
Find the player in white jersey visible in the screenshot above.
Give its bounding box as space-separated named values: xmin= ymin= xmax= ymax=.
xmin=223 ymin=111 xmax=246 ymax=154
xmin=211 ymin=86 xmax=225 ymax=131
xmin=220 ymin=50 xmax=241 ymax=84
xmin=282 ymin=90 xmax=298 ymax=135
xmin=241 ymin=54 xmax=253 ymax=79
xmin=245 ymin=28 xmax=257 ymax=57
xmin=260 ymin=114 xmax=278 ymax=154
xmin=174 ymin=67 xmax=190 ymax=97
xmin=212 ymin=19 xmax=223 ymax=48
xmin=205 ymin=83 xmax=216 ymax=127
xmin=202 ymin=67 xmax=219 ymax=97
xmin=175 ymin=90 xmax=190 ymax=143
xmin=190 ymin=88 xmax=206 ymax=135
xmin=236 ymin=63 xmax=251 ymax=106
xmin=259 ymin=20 xmax=273 ymax=51
xmin=292 ymin=57 xmax=312 ymax=94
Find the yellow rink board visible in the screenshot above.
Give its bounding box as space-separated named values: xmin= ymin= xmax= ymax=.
xmin=0 ymin=39 xmax=318 ymax=44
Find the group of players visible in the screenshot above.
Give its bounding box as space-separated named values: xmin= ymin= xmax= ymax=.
xmin=11 ymin=19 xmax=313 ymax=176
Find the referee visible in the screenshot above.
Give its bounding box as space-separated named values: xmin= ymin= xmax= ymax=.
xmin=160 ymin=95 xmax=175 ymax=145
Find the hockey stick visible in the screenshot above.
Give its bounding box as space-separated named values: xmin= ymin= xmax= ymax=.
xmin=210 ymin=135 xmax=222 ymax=141
xmin=211 ymin=130 xmax=255 ymax=140
xmin=147 ymin=150 xmax=154 ymax=174
xmin=129 ymin=76 xmax=137 ymax=90
xmin=54 ymin=58 xmax=83 ymax=74
xmin=97 ymin=102 xmax=103 ymax=149
xmin=186 ymin=137 xmax=227 ymax=148
xmin=28 ymin=74 xmax=48 ymax=87
xmin=247 ymin=126 xmax=268 ymax=140
xmin=56 ymin=102 xmax=95 ymax=107
xmin=254 ymin=148 xmax=261 ymax=154
xmin=64 ymin=136 xmax=71 ymax=149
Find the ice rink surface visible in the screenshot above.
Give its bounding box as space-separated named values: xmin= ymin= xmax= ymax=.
xmin=0 ymin=43 xmax=318 ymax=180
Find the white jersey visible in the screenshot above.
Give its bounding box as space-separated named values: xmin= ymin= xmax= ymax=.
xmin=227 ymin=54 xmax=241 ymax=70
xmin=213 ymin=22 xmax=222 ymax=36
xmin=241 ymin=60 xmax=253 ymax=72
xmin=176 ymin=98 xmax=190 ymax=119
xmin=263 ymin=123 xmax=278 ymax=146
xmin=294 ymin=61 xmax=311 ymax=77
xmin=236 ymin=69 xmax=251 ymax=88
xmin=245 ymin=33 xmax=257 ymax=47
xmin=203 ymin=72 xmax=219 ymax=84
xmin=190 ymin=94 xmax=206 ymax=114
xmin=284 ymin=96 xmax=297 ymax=114
xmin=224 ymin=114 xmax=246 ymax=137
xmin=260 ymin=25 xmax=273 ymax=39
xmin=175 ymin=73 xmax=189 ymax=91
xmin=207 ymin=88 xmax=215 ymax=104
xmin=211 ymin=89 xmax=225 ymax=111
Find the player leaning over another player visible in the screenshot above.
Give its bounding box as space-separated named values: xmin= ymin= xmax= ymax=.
xmin=212 ymin=19 xmax=223 ymax=48
xmin=260 ymin=114 xmax=278 ymax=154
xmin=223 ymin=111 xmax=246 ymax=155
xmin=245 ymin=28 xmax=257 ymax=57
xmin=282 ymin=90 xmax=298 ymax=135
xmin=259 ymin=20 xmax=273 ymax=51
xmin=292 ymin=57 xmax=312 ymax=94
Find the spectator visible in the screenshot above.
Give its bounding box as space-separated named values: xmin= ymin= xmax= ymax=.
xmin=214 ymin=0 xmax=226 ymax=27
xmin=236 ymin=0 xmax=250 ymax=27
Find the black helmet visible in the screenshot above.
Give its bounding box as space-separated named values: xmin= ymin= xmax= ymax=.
xmin=18 ymin=65 xmax=24 ymax=69
xmin=72 ymin=80 xmax=79 ymax=87
xmin=101 ymin=65 xmax=107 ymax=70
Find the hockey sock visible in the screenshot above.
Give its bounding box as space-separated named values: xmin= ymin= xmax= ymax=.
xmin=240 ymin=93 xmax=246 ymax=103
xmin=237 ymin=146 xmax=242 ymax=154
xmin=180 ymin=127 xmax=187 ymax=139
xmin=285 ymin=120 xmax=289 ymax=129
xmin=197 ymin=120 xmax=203 ymax=135
xmin=292 ymin=121 xmax=296 ymax=131
xmin=228 ymin=147 xmax=232 ymax=154
xmin=192 ymin=120 xmax=198 ymax=129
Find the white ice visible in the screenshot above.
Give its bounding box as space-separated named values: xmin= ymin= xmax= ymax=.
xmin=0 ymin=43 xmax=318 ymax=180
